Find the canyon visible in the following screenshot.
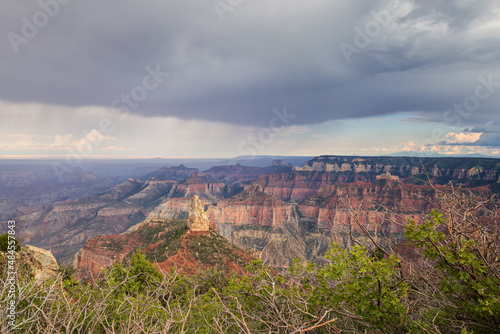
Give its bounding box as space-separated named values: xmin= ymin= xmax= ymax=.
xmin=5 ymin=156 xmax=499 ymax=270
xmin=75 ymin=195 xmax=254 ymax=279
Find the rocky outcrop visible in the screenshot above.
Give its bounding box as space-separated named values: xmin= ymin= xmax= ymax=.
xmin=138 ymin=185 xmax=315 ymax=267
xmin=376 ymin=172 xmax=399 ymax=181
xmin=188 ymin=196 xmax=210 ymax=232
xmin=148 ymin=186 xmax=295 ymax=228
xmin=22 ymin=245 xmax=59 ymax=282
xmin=75 ymin=219 xmax=255 ymax=279
xmin=146 ymin=197 xmax=191 ymax=221
xmin=1 ymin=245 xmax=59 ymax=283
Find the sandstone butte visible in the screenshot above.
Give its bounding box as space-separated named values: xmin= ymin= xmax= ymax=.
xmin=74 ymin=195 xmax=253 ymax=279
xmin=187 ymin=195 xmax=210 ymax=233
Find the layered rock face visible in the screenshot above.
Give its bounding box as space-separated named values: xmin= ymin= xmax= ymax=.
xmin=296 ymin=155 xmax=500 ymax=184
xmin=176 ymin=175 xmax=224 ymax=198
xmin=296 ymin=182 xmax=437 ymax=236
xmin=214 ymin=181 xmax=442 ymax=267
xmin=15 ymin=176 xmax=224 ymax=265
xmin=255 ymin=171 xmax=366 ymax=202
xmin=12 ymin=156 xmax=500 ymax=271
xmin=146 ymin=180 xmax=453 ymax=268
xmin=136 ymin=185 xmax=315 ymax=267
xmin=206 ymin=185 xmax=296 ymax=227
xmin=147 ymin=185 xmax=296 ymax=228
xmin=17 ymin=179 xmax=158 ymax=265
xmin=198 ymin=161 xmax=292 ymax=182
xmin=75 ymin=227 xmax=146 ymax=278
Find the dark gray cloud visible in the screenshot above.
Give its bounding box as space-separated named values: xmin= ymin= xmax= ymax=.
xmin=401 ymin=0 xmax=498 ymax=31
xmin=475 ymin=133 xmax=500 ymax=147
xmin=466 ymin=122 xmax=500 ymax=133
xmin=465 ymin=122 xmax=500 ymax=147
xmin=1 ymin=0 xmax=499 ymax=129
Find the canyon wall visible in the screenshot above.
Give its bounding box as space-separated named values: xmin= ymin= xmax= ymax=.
xmin=13 ymin=157 xmax=500 ymax=269
xmin=143 ymin=180 xmax=442 ymax=267
xmin=296 ymin=156 xmax=500 ymax=183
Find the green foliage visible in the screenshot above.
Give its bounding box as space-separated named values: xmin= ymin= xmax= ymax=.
xmin=129 ymin=250 xmax=163 ymax=281
xmin=313 ymin=243 xmax=409 ymax=332
xmin=102 ymin=239 xmax=123 ymax=251
xmin=295 ymin=206 xmax=304 ymax=218
xmin=107 ymin=250 xmax=162 ymax=295
xmin=58 ymin=265 xmax=80 ymax=290
xmin=405 ymin=210 xmax=500 ymax=333
xmin=0 ymin=232 xmax=20 ymax=252
xmin=3 ymin=191 xmax=500 ymax=333
xmin=377 ymin=178 xmax=388 ymax=188
xmin=187 ymin=230 xmax=250 ymax=268
xmin=145 ymin=223 xmax=188 ymax=263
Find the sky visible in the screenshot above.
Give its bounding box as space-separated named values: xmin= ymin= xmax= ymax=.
xmin=1 ymin=0 xmax=500 ymax=159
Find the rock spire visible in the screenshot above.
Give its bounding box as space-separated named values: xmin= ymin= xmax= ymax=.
xmin=188 ymin=195 xmax=210 ymax=232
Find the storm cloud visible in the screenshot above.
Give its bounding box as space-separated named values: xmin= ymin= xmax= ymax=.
xmin=1 ymin=0 xmax=499 ymax=147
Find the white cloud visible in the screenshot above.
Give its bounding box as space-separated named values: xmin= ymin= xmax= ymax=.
xmin=442 ymin=132 xmax=482 ymax=144
xmin=103 ymin=146 xmax=133 ymax=151
xmin=69 ymin=130 xmax=114 ymax=149
xmin=52 ymin=134 xmax=73 ymax=147
xmin=370 ymin=132 xmax=500 ymax=157
xmin=11 ymin=136 xmax=48 ymax=149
